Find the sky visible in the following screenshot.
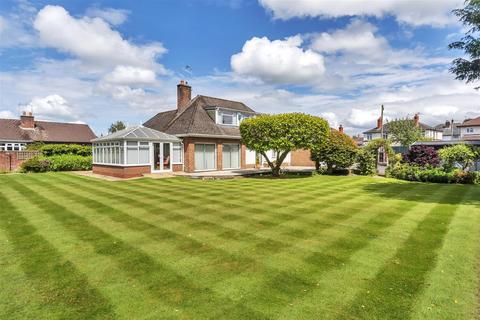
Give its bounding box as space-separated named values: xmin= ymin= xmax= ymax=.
xmin=0 ymin=0 xmax=479 ymax=136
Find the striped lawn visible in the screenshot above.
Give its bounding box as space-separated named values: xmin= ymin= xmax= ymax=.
xmin=0 ymin=173 xmax=479 ymax=320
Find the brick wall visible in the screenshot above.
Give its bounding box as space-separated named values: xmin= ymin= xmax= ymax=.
xmin=182 ymin=137 xmax=247 ymax=172
xmin=290 ymin=149 xmax=315 ymax=167
xmin=93 ymin=165 xmax=151 ymax=178
xmin=0 ymin=151 xmax=40 ymax=172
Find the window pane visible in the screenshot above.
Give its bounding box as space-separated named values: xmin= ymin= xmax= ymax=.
xmin=194 ymin=144 xmax=204 ymax=170
xmin=127 ymin=141 xmax=137 ymax=146
xmin=139 ymin=147 xmax=149 ymax=164
xmin=127 ymin=147 xmax=138 ymax=164
xmin=119 ymin=147 xmax=124 ymax=164
xmin=173 ymin=143 xmax=182 ymax=163
xmin=205 ymin=144 xmax=215 ymax=170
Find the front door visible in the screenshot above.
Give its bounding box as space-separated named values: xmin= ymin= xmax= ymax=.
xmin=152 ymin=142 xmax=171 ymax=172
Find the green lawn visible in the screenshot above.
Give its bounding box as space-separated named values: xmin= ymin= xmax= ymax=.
xmin=0 ymin=173 xmax=479 ymax=320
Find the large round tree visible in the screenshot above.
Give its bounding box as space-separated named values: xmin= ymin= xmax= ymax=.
xmin=310 ymin=129 xmax=358 ymax=173
xmin=240 ymin=113 xmax=329 ymax=176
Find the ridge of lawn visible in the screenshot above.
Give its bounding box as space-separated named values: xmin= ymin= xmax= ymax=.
xmin=0 ymin=173 xmax=479 ymax=319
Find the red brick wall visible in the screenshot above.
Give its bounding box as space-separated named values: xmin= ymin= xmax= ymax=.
xmin=0 ymin=151 xmax=40 ymax=172
xmin=93 ymin=165 xmax=151 ymax=178
xmin=290 ymin=149 xmax=315 ymax=167
xmin=182 ymin=137 xmax=246 ymax=172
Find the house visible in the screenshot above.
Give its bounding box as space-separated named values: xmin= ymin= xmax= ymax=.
xmin=92 ymin=81 xmax=317 ymax=178
xmin=457 ymin=116 xmax=480 ymax=141
xmin=434 ymin=120 xmax=461 ymax=141
xmin=363 ymin=113 xmax=443 ymax=144
xmin=0 ymin=111 xmax=97 ymax=150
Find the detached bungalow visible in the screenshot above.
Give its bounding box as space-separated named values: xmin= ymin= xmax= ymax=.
xmin=92 ymin=81 xmax=314 ymax=178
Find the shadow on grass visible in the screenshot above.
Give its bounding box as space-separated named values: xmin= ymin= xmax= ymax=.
xmin=361 ymin=181 xmax=480 ymax=206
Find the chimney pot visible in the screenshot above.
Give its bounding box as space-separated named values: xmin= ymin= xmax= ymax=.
xmin=413 ymin=113 xmax=420 ymax=126
xmin=177 ymin=80 xmax=192 ymax=112
xmin=338 ymin=124 xmax=344 ymax=133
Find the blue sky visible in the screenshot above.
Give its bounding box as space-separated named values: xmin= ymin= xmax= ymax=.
xmin=0 ymin=0 xmax=479 ymax=135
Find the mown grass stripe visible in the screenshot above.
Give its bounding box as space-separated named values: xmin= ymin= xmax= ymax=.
xmin=0 ymin=187 xmax=116 ymax=320
xmin=338 ymin=185 xmax=467 ymax=320
xmin=7 ymin=176 xmax=267 ymax=319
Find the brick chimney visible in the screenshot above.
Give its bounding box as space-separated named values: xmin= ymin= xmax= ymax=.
xmin=445 ymin=120 xmax=450 ymax=128
xmin=377 ymin=116 xmax=383 ymax=129
xmin=177 ymin=80 xmax=191 ymax=112
xmin=413 ymin=113 xmax=420 ymax=126
xmin=20 ymin=111 xmax=35 ymax=129
xmin=338 ymin=124 xmax=344 ymax=133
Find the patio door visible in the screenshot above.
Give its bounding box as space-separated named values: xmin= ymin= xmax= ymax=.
xmin=152 ymin=142 xmax=171 ymax=172
xmin=222 ymin=144 xmax=240 ymax=169
xmin=194 ymin=144 xmax=216 ymax=171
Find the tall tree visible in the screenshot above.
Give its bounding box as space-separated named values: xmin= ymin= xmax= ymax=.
xmin=387 ymin=118 xmax=423 ymax=147
xmin=108 ymin=121 xmax=126 ymax=134
xmin=449 ymin=0 xmax=480 ymax=86
xmin=240 ymin=113 xmax=329 ymax=176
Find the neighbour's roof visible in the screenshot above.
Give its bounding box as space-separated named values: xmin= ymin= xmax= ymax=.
xmin=434 ymin=122 xmax=461 ymax=137
xmin=363 ymin=122 xmax=440 ymax=134
xmin=413 ymin=140 xmax=480 ymax=146
xmin=143 ymin=95 xmax=257 ymax=138
xmin=0 ymin=118 xmax=96 ymax=143
xmin=91 ymin=125 xmax=181 ymax=142
xmin=457 ymin=116 xmax=480 ymax=127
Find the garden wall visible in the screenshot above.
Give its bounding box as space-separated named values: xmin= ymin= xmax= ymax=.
xmin=0 ymin=151 xmax=41 ymax=172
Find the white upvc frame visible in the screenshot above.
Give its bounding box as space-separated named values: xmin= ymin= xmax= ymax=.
xmin=172 ymin=142 xmax=184 ymax=164
xmin=222 ymin=143 xmax=241 ymax=170
xmin=194 ymin=143 xmax=217 ymax=172
xmin=151 ymin=142 xmax=174 ymax=172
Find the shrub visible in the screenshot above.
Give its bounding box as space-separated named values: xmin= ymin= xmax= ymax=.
xmin=21 ymin=157 xmax=51 ymax=173
xmin=439 ymin=144 xmax=475 ymax=171
xmin=39 ymin=144 xmax=92 ymax=157
xmin=310 ymin=130 xmax=357 ymax=173
xmin=406 ymin=145 xmax=440 ymax=167
xmin=356 ymin=149 xmax=377 ymax=175
xmin=47 ymin=154 xmax=92 ymax=171
xmin=387 ymin=163 xmax=479 ymax=184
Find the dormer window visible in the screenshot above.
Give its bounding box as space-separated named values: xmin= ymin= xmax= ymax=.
xmin=221 ymin=111 xmax=235 ymax=125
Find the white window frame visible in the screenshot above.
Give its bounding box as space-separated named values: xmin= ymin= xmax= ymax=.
xmin=466 ymin=127 xmax=474 ymax=133
xmin=172 ymin=142 xmax=183 ymax=164
xmin=0 ymin=142 xmax=26 ymax=151
xmin=222 ymin=143 xmax=241 ymax=170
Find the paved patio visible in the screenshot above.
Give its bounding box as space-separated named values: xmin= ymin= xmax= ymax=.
xmin=172 ymin=166 xmax=315 ymax=179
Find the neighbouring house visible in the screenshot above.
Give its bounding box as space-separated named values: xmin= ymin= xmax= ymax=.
xmin=92 ymin=81 xmax=316 ymax=178
xmin=0 ymin=111 xmax=97 ymax=172
xmin=434 ymin=120 xmax=461 ymax=141
xmin=457 ymin=116 xmax=480 ymax=141
xmin=0 ymin=111 xmax=96 ymax=150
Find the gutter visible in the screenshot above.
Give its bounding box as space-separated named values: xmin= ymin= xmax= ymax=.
xmin=175 ymin=134 xmax=241 ymax=139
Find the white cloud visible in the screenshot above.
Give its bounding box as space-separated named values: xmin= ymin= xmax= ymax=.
xmin=321 ymin=112 xmax=339 ymax=128
xmin=347 ymin=108 xmax=381 ymax=127
xmin=424 ymin=105 xmax=459 ymax=116
xmin=33 ymin=5 xmax=167 ymax=72
xmin=103 ymin=66 xmax=156 ymax=85
xmin=85 ymin=7 xmax=130 ymax=25
xmin=231 ymin=35 xmax=325 ymax=84
xmin=259 ymin=0 xmax=463 ymax=27
xmin=0 ymin=110 xmax=16 ymax=119
xmin=20 ymin=94 xmax=79 ymax=121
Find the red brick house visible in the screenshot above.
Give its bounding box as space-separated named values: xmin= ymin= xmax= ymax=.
xmin=91 ymin=81 xmax=316 ymax=178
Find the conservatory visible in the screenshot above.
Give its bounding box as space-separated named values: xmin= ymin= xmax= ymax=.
xmin=91 ymin=126 xmax=183 ymax=178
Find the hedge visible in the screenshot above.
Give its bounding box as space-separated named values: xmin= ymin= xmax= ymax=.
xmin=21 ymin=155 xmax=92 ymax=172
xmin=28 ymin=143 xmax=92 ymax=156
xmin=386 ymin=163 xmax=480 ymax=184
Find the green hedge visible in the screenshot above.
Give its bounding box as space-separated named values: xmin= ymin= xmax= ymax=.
xmin=21 ymin=155 xmax=92 ymax=172
xmin=28 ymin=143 xmax=92 ymax=156
xmin=386 ymin=163 xmax=480 ymax=184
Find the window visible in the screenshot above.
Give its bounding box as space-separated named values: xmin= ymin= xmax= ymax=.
xmin=221 ymin=112 xmax=234 ymax=125
xmin=222 ymin=144 xmax=240 ymax=169
xmin=0 ymin=143 xmax=26 ymax=151
xmin=92 ymin=141 xmax=126 ymax=165
xmin=194 ymin=144 xmax=216 ymax=170
xmin=366 ymin=134 xmax=372 ymax=140
xmin=466 ymin=128 xmax=474 ymax=133
xmin=172 ymin=143 xmax=183 ymax=163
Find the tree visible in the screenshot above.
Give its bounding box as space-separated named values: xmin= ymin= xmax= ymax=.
xmin=406 ymin=145 xmax=440 ymax=167
xmin=108 ymin=121 xmax=126 ymax=134
xmin=240 ymin=113 xmax=329 ymax=176
xmin=386 ymin=118 xmax=423 ymax=147
xmin=439 ymin=144 xmax=475 ymax=170
xmin=310 ymin=130 xmax=357 ymax=173
xmin=449 ymin=0 xmax=480 ymax=87
xmin=356 ymin=138 xmax=394 ymax=175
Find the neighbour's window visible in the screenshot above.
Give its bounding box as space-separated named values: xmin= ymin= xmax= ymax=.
xmin=172 ymin=143 xmax=183 ymax=163
xmin=467 ymin=128 xmax=474 ymax=133
xmin=0 ymin=143 xmax=26 ymax=151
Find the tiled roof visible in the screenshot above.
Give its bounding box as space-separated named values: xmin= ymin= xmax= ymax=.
xmin=457 ymin=116 xmax=480 ymax=127
xmin=363 ymin=122 xmax=440 ymax=134
xmin=92 ymin=126 xmax=181 ymax=142
xmin=0 ymin=118 xmax=96 ymax=143
xmin=143 ymin=95 xmax=257 ymax=138
xmin=434 ymin=122 xmax=461 ymax=137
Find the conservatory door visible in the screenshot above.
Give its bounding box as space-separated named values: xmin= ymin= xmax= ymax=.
xmin=152 ymin=142 xmax=172 ymax=172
